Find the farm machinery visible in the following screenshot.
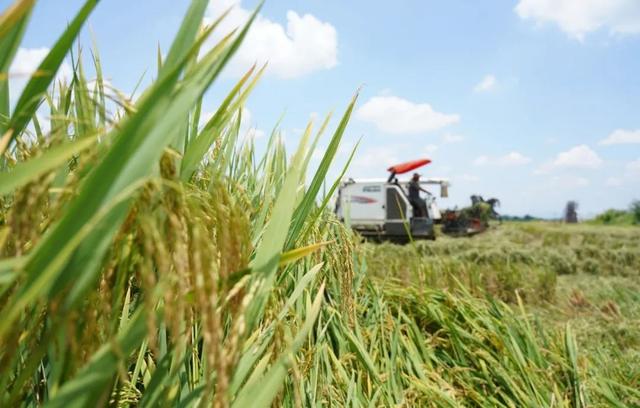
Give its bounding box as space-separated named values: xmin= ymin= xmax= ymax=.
xmin=441 ymin=195 xmax=501 ymax=237
xmin=335 ymin=159 xmax=450 ymax=242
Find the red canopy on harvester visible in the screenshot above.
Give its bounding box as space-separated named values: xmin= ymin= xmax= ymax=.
xmin=387 ymin=158 xmax=431 ymax=174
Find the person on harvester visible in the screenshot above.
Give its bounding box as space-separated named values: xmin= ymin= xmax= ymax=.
xmin=408 ymin=173 xmax=429 ymax=218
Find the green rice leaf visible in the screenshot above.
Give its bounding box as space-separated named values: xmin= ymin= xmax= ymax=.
xmin=0 ymin=0 xmax=35 ymax=131
xmin=286 ymin=91 xmax=358 ymax=248
xmin=279 ymin=241 xmax=332 ymax=267
xmin=232 ymin=283 xmax=325 ymax=408
xmin=243 ymin=105 xmax=311 ymax=332
xmin=157 ymin=0 xmax=209 ymax=81
xmin=5 ymin=5 xmax=261 ymax=322
xmin=0 ymin=135 xmax=97 ymax=196
xmin=180 ymin=64 xmax=256 ymax=181
xmin=43 ymin=309 xmax=148 ymax=408
xmin=5 ymin=0 xmax=98 ymax=151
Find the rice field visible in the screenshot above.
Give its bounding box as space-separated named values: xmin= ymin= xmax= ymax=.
xmin=364 ymin=222 xmax=640 ymax=303
xmin=363 ymin=222 xmax=640 ymax=406
xmin=1 ymin=1 xmax=639 ymax=407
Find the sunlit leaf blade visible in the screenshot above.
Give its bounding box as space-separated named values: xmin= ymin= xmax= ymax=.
xmin=0 ymin=0 xmax=35 ymax=132
xmin=180 ymin=64 xmax=256 ymax=181
xmin=157 ymin=0 xmax=209 ymax=81
xmin=286 ymin=91 xmax=358 ymax=249
xmin=279 ymin=240 xmax=332 ymax=267
xmin=0 ymin=135 xmax=97 ymax=196
xmin=243 ymin=111 xmax=312 ymax=333
xmin=44 ymin=310 xmax=147 ymax=408
xmin=0 ymin=0 xmax=35 ymax=40
xmin=5 ymin=0 xmax=98 ymax=151
xmin=0 ymin=3 xmax=253 ymax=340
xmin=232 ymin=283 xmax=325 ymax=408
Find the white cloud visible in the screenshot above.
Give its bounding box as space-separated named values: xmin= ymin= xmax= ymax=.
xmin=442 ymin=133 xmax=464 ymax=144
xmin=553 ymin=145 xmax=603 ymax=168
xmin=599 ymin=129 xmax=640 ymax=145
xmin=473 ymin=74 xmax=497 ymax=92
xmin=352 ymin=146 xmax=401 ymax=174
xmin=627 ymin=158 xmax=640 ymax=173
xmin=515 ymin=0 xmax=640 ymax=39
xmin=474 ymin=151 xmax=532 ymax=166
xmin=356 ymin=95 xmax=460 ymax=134
xmin=605 ymin=177 xmax=623 ymax=187
xmin=9 ymin=47 xmax=72 ymax=98
xmin=349 ymin=143 xmax=443 ymax=178
xmin=499 ymin=152 xmax=532 ymax=166
xmin=10 ymin=47 xmax=50 ymax=77
xmin=204 ymin=0 xmax=338 ymax=79
xmin=535 ymin=145 xmax=603 ymax=174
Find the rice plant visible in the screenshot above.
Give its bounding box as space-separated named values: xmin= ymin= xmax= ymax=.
xmin=1 ymin=1 xmax=638 ymax=407
xmin=364 ymin=222 xmax=640 ymax=304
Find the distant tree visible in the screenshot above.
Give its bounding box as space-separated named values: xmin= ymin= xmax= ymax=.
xmin=594 ymin=209 xmax=628 ymax=225
xmin=631 ymin=200 xmax=640 ymax=224
xmin=564 ymin=201 xmax=578 ymax=223
xmin=500 ymin=214 xmax=539 ymax=222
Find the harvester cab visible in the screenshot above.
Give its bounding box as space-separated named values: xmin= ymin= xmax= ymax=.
xmin=335 ymin=159 xmax=450 ymax=242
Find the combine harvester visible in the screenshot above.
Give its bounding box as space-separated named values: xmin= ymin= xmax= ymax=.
xmin=335 ymin=159 xmax=450 ymax=242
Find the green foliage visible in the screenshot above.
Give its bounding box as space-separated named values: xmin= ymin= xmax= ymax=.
xmin=592 ymin=208 xmax=634 ymax=225
xmin=501 ymin=214 xmax=540 ymax=222
xmin=364 ymin=222 xmax=640 ymax=405
xmin=0 ymin=0 xmax=35 ymax=133
xmin=591 ymin=201 xmax=640 ymax=226
xmin=4 ymin=0 xmax=98 ymax=149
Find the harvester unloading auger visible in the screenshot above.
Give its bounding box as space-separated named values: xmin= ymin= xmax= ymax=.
xmin=335 ymin=158 xmax=450 ymax=242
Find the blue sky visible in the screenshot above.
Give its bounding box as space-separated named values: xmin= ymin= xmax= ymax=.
xmin=5 ymin=0 xmax=640 ymax=217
